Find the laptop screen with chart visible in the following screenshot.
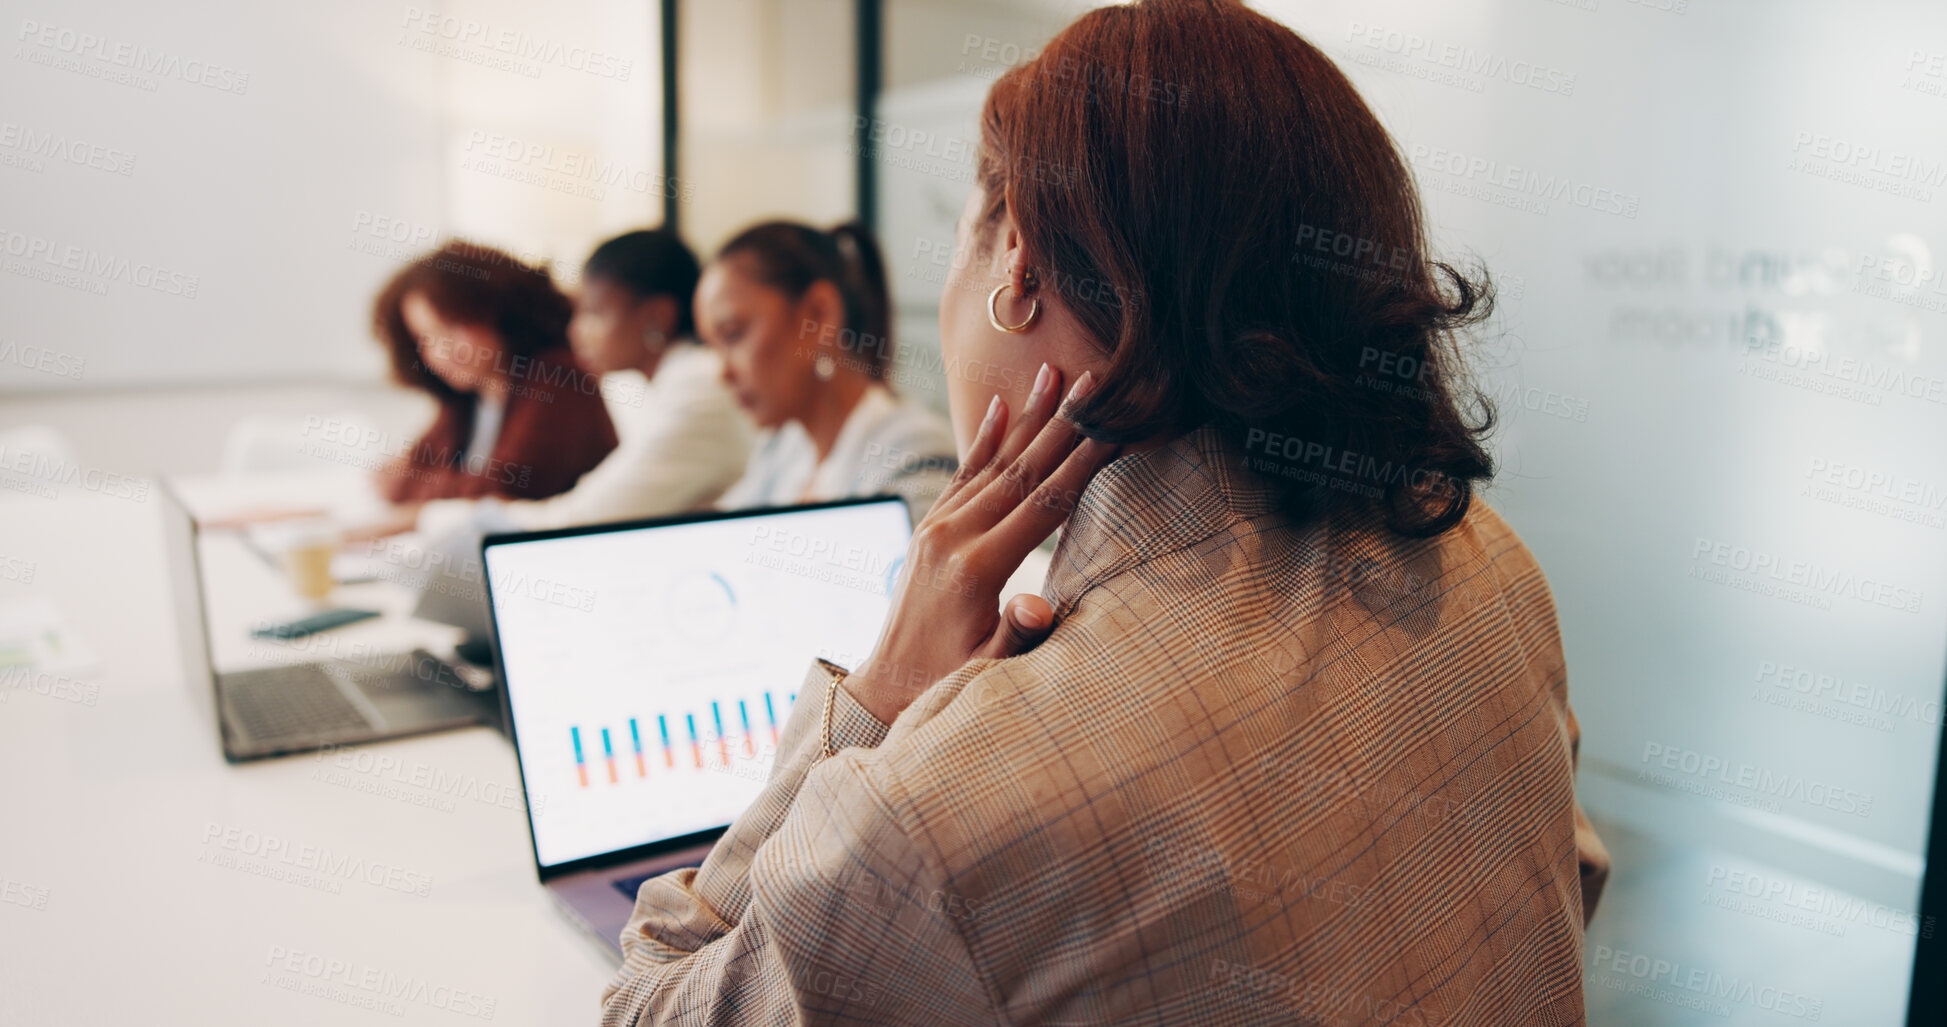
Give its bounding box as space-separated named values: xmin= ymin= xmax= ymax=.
xmin=483 ymin=497 xmax=913 ymax=872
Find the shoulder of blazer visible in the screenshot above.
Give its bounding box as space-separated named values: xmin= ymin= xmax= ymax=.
xmin=499 ymin=351 xmax=615 ymax=437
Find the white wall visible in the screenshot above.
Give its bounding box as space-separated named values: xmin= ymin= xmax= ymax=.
xmin=0 ymin=0 xmax=661 ymax=394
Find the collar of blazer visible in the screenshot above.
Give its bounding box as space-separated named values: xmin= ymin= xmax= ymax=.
xmin=1043 ymin=422 xmax=1456 ymax=635
xmin=1042 ymin=423 xmax=1264 ymax=618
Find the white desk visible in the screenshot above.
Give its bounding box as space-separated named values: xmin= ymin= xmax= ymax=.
xmin=0 ymin=470 xmax=1056 ymax=1026
xmin=174 ymin=470 xmax=473 ymax=674
xmin=0 ymin=478 xmax=613 ymax=1026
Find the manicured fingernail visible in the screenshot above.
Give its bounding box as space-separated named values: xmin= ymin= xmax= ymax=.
xmin=1030 ymin=362 xmax=1053 ymax=399
xmin=1015 ymin=603 xmax=1048 ymax=629
xmin=982 ymin=393 xmax=1001 ymax=426
xmin=1066 ymin=370 xmax=1094 ymax=403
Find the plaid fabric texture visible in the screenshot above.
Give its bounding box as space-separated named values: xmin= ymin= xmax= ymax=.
xmin=602 ymin=424 xmax=1608 ymax=1026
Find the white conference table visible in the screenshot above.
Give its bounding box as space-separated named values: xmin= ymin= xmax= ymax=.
xmin=0 ymin=473 xmax=617 ymax=1026
xmin=1 ymin=470 xmax=1053 ymax=1026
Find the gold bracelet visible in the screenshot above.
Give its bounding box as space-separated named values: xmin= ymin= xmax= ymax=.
xmin=817 ymin=662 xmax=846 ymax=762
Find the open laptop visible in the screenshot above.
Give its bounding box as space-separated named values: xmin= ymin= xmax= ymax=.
xmin=161 ymin=482 xmax=500 ymax=762
xmin=482 ymin=495 xmax=913 ymax=958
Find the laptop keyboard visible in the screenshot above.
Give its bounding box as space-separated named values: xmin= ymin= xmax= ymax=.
xmin=339 ymin=650 xmax=472 ymax=693
xmin=227 ymin=667 xmax=373 ymax=742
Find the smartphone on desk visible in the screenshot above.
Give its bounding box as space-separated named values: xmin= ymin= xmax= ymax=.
xmin=249 ymin=608 xmax=382 ymax=640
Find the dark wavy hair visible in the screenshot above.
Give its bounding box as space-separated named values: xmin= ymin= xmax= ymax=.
xmin=372 ymin=240 xmax=574 ymax=403
xmin=713 ymin=220 xmax=896 ymax=383
xmin=974 ymin=0 xmax=1496 ymax=536
xmin=584 ymin=228 xmax=703 ymax=339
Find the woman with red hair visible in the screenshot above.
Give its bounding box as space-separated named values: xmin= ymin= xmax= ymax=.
xmin=370 ymin=241 xmax=617 ymax=506
xmin=602 ymin=3 xmax=1607 ymax=1024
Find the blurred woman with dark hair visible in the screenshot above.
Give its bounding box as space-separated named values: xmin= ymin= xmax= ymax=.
xmin=371 ymin=240 xmax=616 ymax=505
xmin=602 ymin=3 xmax=1607 ymax=1025
xmin=700 ymin=220 xmax=956 ymax=521
xmin=404 ymin=229 xmax=752 ymax=539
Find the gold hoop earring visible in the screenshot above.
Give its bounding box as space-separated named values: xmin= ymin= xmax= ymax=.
xmin=987 ymin=282 xmax=1040 ymax=334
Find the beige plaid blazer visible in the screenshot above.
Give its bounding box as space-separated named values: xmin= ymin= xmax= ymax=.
xmin=602 ymin=424 xmax=1609 ymax=1026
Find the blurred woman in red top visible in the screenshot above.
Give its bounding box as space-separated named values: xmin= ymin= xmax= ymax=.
xmin=370 ymin=241 xmax=617 ymax=505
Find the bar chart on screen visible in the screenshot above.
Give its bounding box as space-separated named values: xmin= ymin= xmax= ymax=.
xmin=487 ymin=501 xmax=911 ymax=868
xmin=567 ymin=693 xmax=795 ymax=788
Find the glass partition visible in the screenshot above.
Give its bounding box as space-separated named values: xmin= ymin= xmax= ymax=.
xmin=877 ymin=1 xmax=1947 ymax=1022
